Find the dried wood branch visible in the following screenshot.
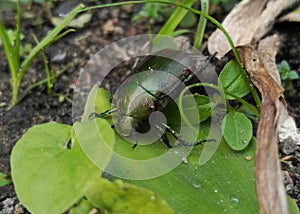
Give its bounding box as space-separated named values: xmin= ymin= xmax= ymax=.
xmin=208 ymin=0 xmax=300 ymax=59
xmin=238 ymin=35 xmax=290 ymax=214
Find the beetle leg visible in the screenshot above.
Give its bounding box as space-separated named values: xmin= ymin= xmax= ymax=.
xmin=161 ymin=132 xmax=172 ymax=148
xmin=160 ymin=123 xmax=189 ymax=147
xmin=89 ymin=108 xmax=117 ymax=119
xmin=153 ymin=124 xmax=172 ymax=148
xmin=183 ymin=52 xmax=217 ymax=84
xmin=160 ymin=123 xmax=215 ymax=147
xmin=137 ymin=84 xmax=159 ymax=99
xmin=194 ymin=138 xmax=216 ymax=146
xmin=132 ymin=138 xmax=138 ymax=149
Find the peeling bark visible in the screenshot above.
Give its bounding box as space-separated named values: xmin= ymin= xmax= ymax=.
xmin=238 ymin=35 xmax=290 ymax=214
xmin=208 ymin=0 xmax=300 ymax=59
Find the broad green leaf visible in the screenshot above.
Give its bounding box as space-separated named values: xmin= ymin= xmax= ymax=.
xmin=288 ymin=196 xmax=300 ymax=214
xmin=237 ymin=103 xmax=260 ymax=120
xmin=90 ymin=89 xmax=258 ymax=213
xmin=219 ymin=60 xmax=251 ymax=100
xmin=221 ymin=111 xmax=252 ymax=150
xmin=73 ymin=118 xmax=115 ymax=172
xmin=85 ymin=178 xmax=174 ymax=214
xmin=0 ymin=172 xmax=11 ymax=187
xmin=126 ymin=139 xmax=259 ymax=213
xmin=164 ymin=94 xmax=213 ymax=125
xmin=76 ymin=86 xmax=116 ymax=172
xmin=89 ymin=90 xmax=257 ymax=212
xmin=85 ymin=89 xmax=210 ymax=179
xmin=11 ymin=122 xmax=100 ymax=214
xmin=69 ymin=199 xmax=94 ymax=214
xmin=82 ymin=86 xmax=112 ymax=121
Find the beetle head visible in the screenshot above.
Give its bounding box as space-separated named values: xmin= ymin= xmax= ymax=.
xmin=115 ymin=115 xmax=137 ymax=137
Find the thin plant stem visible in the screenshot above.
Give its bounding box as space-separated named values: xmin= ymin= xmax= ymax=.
xmin=18 ymin=4 xmax=84 ymax=79
xmin=15 ymin=0 xmax=21 ymax=68
xmin=32 ymin=34 xmax=52 ymax=94
xmin=18 ymin=64 xmax=70 ymax=102
xmin=194 ymin=0 xmax=208 ymax=49
xmin=82 ymin=0 xmax=242 ymax=65
xmin=178 ymin=82 xmax=259 ymax=134
xmin=8 ymin=4 xmax=84 ymax=106
xmin=178 ymin=82 xmax=222 ymax=134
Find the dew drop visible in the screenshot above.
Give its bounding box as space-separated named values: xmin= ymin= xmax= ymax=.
xmin=182 ymin=156 xmax=189 ymax=164
xmin=240 ymin=129 xmax=245 ymax=134
xmin=214 ymin=189 xmax=218 ymax=193
xmin=230 ymin=198 xmax=239 ymax=204
xmin=245 ymin=155 xmax=252 ymax=161
xmin=150 ymin=195 xmax=156 ymax=201
xmin=192 ymin=183 xmax=201 ymax=189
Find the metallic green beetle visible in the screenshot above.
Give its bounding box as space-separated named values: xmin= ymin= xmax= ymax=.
xmin=91 ymin=49 xmax=214 ymax=148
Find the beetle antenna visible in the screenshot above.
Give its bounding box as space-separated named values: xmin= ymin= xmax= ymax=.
xmin=160 ymin=123 xmax=215 ymax=147
xmin=183 ymin=52 xmax=217 ymax=84
xmin=89 ymin=108 xmax=117 ymax=119
xmin=159 ymin=123 xmax=189 ymax=147
xmin=153 ymin=124 xmax=172 ymax=148
xmin=137 ymin=84 xmax=159 ymax=99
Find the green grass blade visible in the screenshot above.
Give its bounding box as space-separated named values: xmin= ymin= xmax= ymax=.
xmin=0 ymin=21 xmax=18 ymax=79
xmin=194 ymin=0 xmax=208 ymax=49
xmin=18 ymin=4 xmax=84 ymax=81
xmin=154 ymin=0 xmax=195 ymax=43
xmin=18 ymin=64 xmax=69 ymax=102
xmin=53 ymin=29 xmax=76 ymax=43
xmin=32 ymin=34 xmax=52 ymax=94
xmin=172 ymin=29 xmax=192 ymax=37
xmin=15 ymin=0 xmax=21 ymax=68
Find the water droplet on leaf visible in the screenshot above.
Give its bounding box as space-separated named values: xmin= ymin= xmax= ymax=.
xmin=230 ymin=198 xmax=239 ymax=204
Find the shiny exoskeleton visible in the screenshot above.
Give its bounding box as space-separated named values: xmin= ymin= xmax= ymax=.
xmin=91 ymin=49 xmax=215 ymax=148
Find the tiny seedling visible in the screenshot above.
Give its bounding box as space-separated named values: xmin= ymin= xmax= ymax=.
xmin=0 ymin=1 xmax=82 ymax=107
xmin=133 ymin=2 xmax=170 ymax=23
xmin=0 ymin=172 xmax=11 ymax=187
xmin=277 ymin=60 xmax=299 ymax=87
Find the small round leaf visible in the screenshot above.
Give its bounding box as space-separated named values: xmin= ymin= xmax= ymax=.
xmin=221 ymin=111 xmax=252 ymax=150
xmin=219 ymin=60 xmax=251 ymax=100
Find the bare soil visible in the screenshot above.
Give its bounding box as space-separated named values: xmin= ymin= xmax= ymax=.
xmin=0 ymin=1 xmax=299 ymax=213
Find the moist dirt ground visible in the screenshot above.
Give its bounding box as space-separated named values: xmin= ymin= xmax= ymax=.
xmin=0 ymin=1 xmax=300 ymax=213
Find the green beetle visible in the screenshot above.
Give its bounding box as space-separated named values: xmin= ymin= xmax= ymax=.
xmin=91 ymin=49 xmax=215 ymax=148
